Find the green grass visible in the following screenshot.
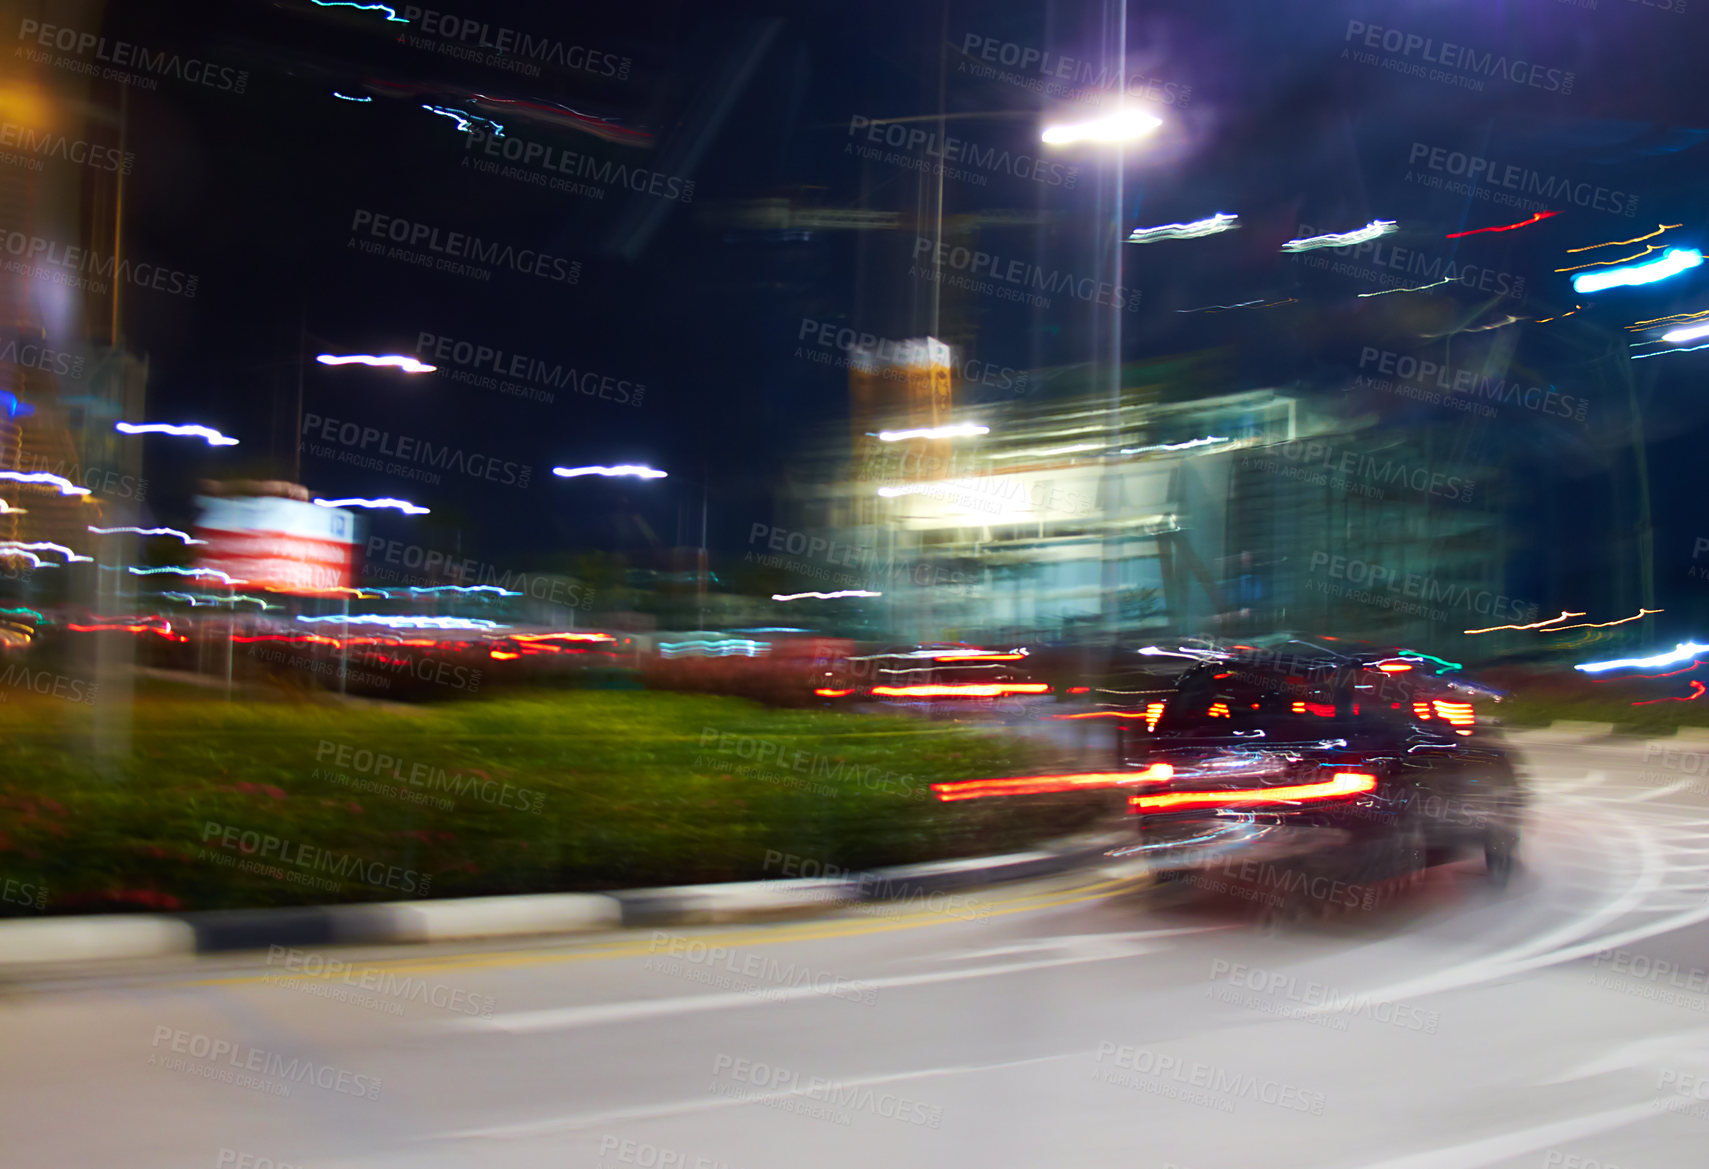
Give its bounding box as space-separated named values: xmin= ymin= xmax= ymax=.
xmin=0 ymin=690 xmax=1102 ymax=915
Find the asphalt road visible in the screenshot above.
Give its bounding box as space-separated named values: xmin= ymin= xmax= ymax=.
xmin=6 ymin=729 xmax=1709 ymax=1169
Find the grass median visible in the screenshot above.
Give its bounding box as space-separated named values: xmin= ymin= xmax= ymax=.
xmin=0 ymin=689 xmax=1107 ymax=916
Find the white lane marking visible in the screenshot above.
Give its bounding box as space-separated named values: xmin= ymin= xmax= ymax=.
xmin=1347 ymin=1099 xmax=1671 ymax=1169
xmin=432 ymin=1051 xmax=1082 ymax=1141
xmin=455 ymin=930 xmax=1224 ymax=1035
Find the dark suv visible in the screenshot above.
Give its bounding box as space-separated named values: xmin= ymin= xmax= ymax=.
xmin=1106 ymin=648 xmax=1525 ymax=911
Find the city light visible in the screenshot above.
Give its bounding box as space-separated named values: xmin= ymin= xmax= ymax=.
xmin=875 ymin=423 xmax=990 ymax=442
xmin=1566 ymin=223 xmax=1683 ymax=253
xmin=0 ymin=470 xmax=90 ymax=495
xmin=552 ymin=465 xmax=668 ymax=479
xmin=422 ymin=104 xmax=504 ymax=138
xmin=1577 ymin=641 xmax=1709 ymax=674
xmin=315 ymin=354 xmax=437 ymax=373
xmin=88 ymin=526 xmax=206 ymax=544
xmin=1465 ymin=611 xmax=1584 ymax=635
xmin=1281 ymin=220 xmax=1398 ymax=253
xmin=1539 ymin=607 xmax=1663 ymax=632
xmin=127 ymin=567 xmax=246 ymax=584
xmin=115 ymin=422 xmax=239 ymax=446
xmin=1120 ymin=436 xmax=1230 ymax=455
xmin=1572 ymin=247 xmax=1704 ymax=294
xmin=0 ymin=541 xmax=90 ymax=562
xmin=771 ymin=590 xmax=883 ymax=601
xmin=1041 ymin=108 xmax=1162 ymax=146
xmin=309 ymin=0 xmax=407 ymax=20
xmin=1444 ymin=210 xmax=1558 ymax=240
xmin=1128 ymin=213 xmax=1240 ymax=244
xmin=296 ymin=615 xmax=507 ymax=630
xmin=312 ymin=497 xmax=430 ymax=514
xmin=1662 ymin=322 xmax=1709 ymax=344
xmin=332 ymin=92 xmax=373 ymax=102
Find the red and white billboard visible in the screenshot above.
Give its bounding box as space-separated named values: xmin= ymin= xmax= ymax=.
xmin=195 ymin=496 xmax=360 ymax=592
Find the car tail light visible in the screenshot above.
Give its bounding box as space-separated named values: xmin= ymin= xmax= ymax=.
xmin=1145 ymin=701 xmax=1165 ymax=732
xmin=933 ymin=762 xmax=1174 ymax=802
xmin=814 ymin=688 xmax=853 ymax=697
xmin=870 ymin=683 xmax=1051 ymax=698
xmin=1207 ymin=702 xmax=1230 ymax=717
xmin=1126 ymin=770 xmax=1378 ymax=813
xmin=1433 ymin=699 xmax=1475 ymax=734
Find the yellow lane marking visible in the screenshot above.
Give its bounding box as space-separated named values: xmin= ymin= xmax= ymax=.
xmin=182 ymin=876 xmax=1143 ymax=988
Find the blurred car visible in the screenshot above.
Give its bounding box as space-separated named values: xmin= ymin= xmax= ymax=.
xmin=1101 ymin=644 xmax=1525 ymax=914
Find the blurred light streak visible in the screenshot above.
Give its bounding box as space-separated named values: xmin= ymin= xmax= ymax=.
xmin=127 ymin=567 xmax=246 ymax=584
xmin=0 ymin=471 xmax=89 ymax=495
xmin=0 ymin=550 xmax=47 ymax=567
xmin=1129 ymin=772 xmax=1378 ymax=812
xmin=660 ymin=638 xmax=765 ymax=658
xmin=1599 ymin=659 xmax=1706 ymax=680
xmin=814 ymin=688 xmax=854 ymax=697
xmin=1177 ymin=298 xmax=1295 ymax=313
xmin=160 ymin=591 xmax=274 ymax=608
xmin=115 ymin=422 xmax=239 ymax=446
xmin=310 ymin=0 xmax=408 ymax=20
xmin=88 ymin=525 xmax=204 ymax=544
xmin=1631 ymin=307 xmax=1709 ymax=327
xmin=0 ymin=606 xmax=44 ymax=622
xmin=422 ymin=104 xmax=503 ymax=137
xmin=1358 ymin=276 xmax=1457 ymax=298
xmin=1397 ymin=649 xmax=1461 ymax=674
xmin=0 ymin=541 xmax=89 ymax=562
xmin=552 ymin=465 xmax=667 ymax=479
xmin=1466 ymin=611 xmax=1584 ymax=634
xmin=871 ymin=683 xmax=1049 ymax=698
xmin=465 ymin=94 xmax=652 ymax=146
xmin=1556 ymin=246 xmax=1662 ymax=273
xmin=1041 ymin=108 xmax=1161 ymax=145
xmin=1533 ymin=307 xmax=1584 ymax=323
xmin=295 ymin=615 xmax=504 ymax=629
xmin=986 ymin=442 xmax=1104 ymax=459
xmin=365 ymin=585 xmax=522 ymax=596
xmin=0 ymin=500 xmax=23 ymax=514
xmin=1634 ymin=341 xmax=1709 ymax=360
xmin=1120 ymin=436 xmax=1229 ymax=454
xmin=933 ymin=763 xmax=1174 ymax=802
xmin=1566 ymin=224 xmax=1683 ymax=252
xmin=316 ymin=354 xmax=436 ymax=372
xmin=1577 ymin=642 xmax=1709 ymax=674
xmin=772 ymin=590 xmax=881 ymax=601
xmin=1281 ymin=221 xmax=1397 ymax=253
xmin=1572 ymin=248 xmax=1704 ymax=294
xmin=1128 ymin=213 xmax=1238 ymax=243
xmin=1445 ymin=210 xmax=1558 ymax=239
xmin=332 ymin=92 xmax=373 ymax=101
xmin=1633 ymin=681 xmax=1706 ymax=705
xmin=1662 ymin=322 xmax=1709 ymax=344
xmin=875 ymin=423 xmax=988 ymax=441
xmin=68 ymin=619 xmax=178 ymax=638
xmin=1539 ymin=607 xmax=1663 ymax=632
xmin=312 ymin=497 xmax=429 ymax=514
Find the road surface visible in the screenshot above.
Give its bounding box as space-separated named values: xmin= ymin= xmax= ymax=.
xmin=5 ymin=730 xmax=1709 ymax=1169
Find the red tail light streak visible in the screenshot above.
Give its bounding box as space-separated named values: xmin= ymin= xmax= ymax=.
xmin=1127 ymin=771 xmax=1378 ymax=813
xmin=933 ymin=763 xmax=1174 ymax=802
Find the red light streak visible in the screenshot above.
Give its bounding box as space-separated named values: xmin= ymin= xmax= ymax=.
xmin=1445 ymin=210 xmax=1558 ymax=240
xmin=1632 ymin=680 xmax=1707 ymax=706
xmin=1067 ymin=686 xmax=1090 ymax=695
xmin=1127 ymin=771 xmax=1378 ymax=813
xmin=871 ymin=683 xmax=1050 ymax=698
xmin=933 ymin=763 xmax=1174 ymax=802
xmin=814 ymin=688 xmax=854 ymax=697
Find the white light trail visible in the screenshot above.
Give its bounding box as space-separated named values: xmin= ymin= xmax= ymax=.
xmin=1281 ymin=220 xmax=1398 ymax=253
xmin=295 ymin=615 xmax=506 ymax=630
xmin=772 ymin=590 xmax=883 ymax=601
xmin=0 ymin=541 xmax=90 ymax=562
xmin=1041 ymin=108 xmax=1162 ymax=146
xmin=127 ymin=567 xmax=246 ymax=584
xmin=0 ymin=471 xmax=90 ymax=496
xmin=0 ymin=550 xmax=47 ymax=567
xmin=876 ymin=423 xmax=990 ymax=442
xmin=115 ymin=422 xmax=239 ymax=446
xmin=315 ymin=354 xmax=437 ymax=373
xmin=89 ymin=526 xmax=205 ymax=544
xmin=552 ymin=465 xmax=668 ymax=479
xmin=1662 ymin=322 xmax=1709 ymax=344
xmin=1120 ymin=436 xmax=1230 ymax=455
xmin=1128 ymin=213 xmax=1239 ymax=244
xmin=1576 ymin=641 xmax=1709 ymax=674
xmin=1573 ymin=248 xmax=1704 ymax=295
xmin=313 ymin=497 xmax=430 ymax=514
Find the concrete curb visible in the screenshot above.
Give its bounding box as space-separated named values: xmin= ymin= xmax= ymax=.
xmin=0 ymin=832 xmax=1128 ymax=966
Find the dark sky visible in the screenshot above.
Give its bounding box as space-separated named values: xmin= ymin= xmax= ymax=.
xmin=73 ymin=0 xmax=1709 ymax=627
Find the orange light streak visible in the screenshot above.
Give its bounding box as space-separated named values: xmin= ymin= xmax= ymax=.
xmin=1127 ymin=771 xmax=1378 ymax=813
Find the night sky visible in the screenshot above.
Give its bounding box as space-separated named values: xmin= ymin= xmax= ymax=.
xmin=61 ymin=0 xmax=1709 ymax=633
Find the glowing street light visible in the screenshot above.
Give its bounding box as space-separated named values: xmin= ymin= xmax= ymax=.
xmin=553 ymin=465 xmax=668 ymax=479
xmin=315 ymin=354 xmax=437 ymax=373
xmin=1041 ymin=108 xmax=1162 ymax=146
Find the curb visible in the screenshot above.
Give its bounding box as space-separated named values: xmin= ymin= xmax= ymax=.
xmin=0 ymin=831 xmax=1129 ymax=967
